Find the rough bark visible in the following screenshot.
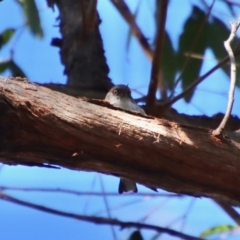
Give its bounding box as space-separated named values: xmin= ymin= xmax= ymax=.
xmin=50 ymin=0 xmax=113 ymax=91
xmin=1 ymin=77 xmax=240 ymax=205
xmin=39 ymin=83 xmax=107 ymax=99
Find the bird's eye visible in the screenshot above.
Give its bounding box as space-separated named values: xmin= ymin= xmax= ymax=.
xmin=127 ymin=90 xmax=131 ymax=96
xmin=113 ymin=90 xmax=118 ymax=95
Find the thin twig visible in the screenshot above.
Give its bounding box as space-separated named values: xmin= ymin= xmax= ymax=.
xmin=163 ymin=49 xmax=240 ymax=109
xmin=83 ymin=174 xmax=97 ymax=214
xmin=164 ymin=56 xmax=229 ymax=108
xmin=183 ymin=51 xmax=240 ymax=67
xmin=180 ymin=198 xmax=196 ymax=232
xmin=212 ymin=18 xmax=240 ymax=137
xmin=0 ymin=185 xmax=182 ymax=197
xmin=99 ymin=175 xmax=117 ymax=240
xmin=146 ymin=0 xmax=168 ymax=107
xmin=10 ymin=24 xmax=26 ymax=58
xmin=138 ymin=196 xmax=172 ymax=223
xmin=94 ymin=199 xmax=144 ymax=215
xmin=0 ymin=192 xmax=202 ymax=240
xmin=214 ymin=199 xmax=240 ymax=225
xmin=137 ymin=49 xmax=240 ymax=107
xmin=110 ymin=0 xmax=153 ymax=61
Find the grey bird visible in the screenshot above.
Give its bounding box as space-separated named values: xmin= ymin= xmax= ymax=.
xmin=105 ymin=84 xmax=157 ymax=194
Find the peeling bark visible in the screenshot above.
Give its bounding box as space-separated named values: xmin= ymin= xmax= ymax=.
xmin=1 ymin=77 xmax=240 ymax=205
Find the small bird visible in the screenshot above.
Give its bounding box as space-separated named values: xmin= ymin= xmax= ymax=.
xmin=105 ymin=84 xmax=146 ymax=115
xmin=105 ymin=84 xmax=157 ymax=194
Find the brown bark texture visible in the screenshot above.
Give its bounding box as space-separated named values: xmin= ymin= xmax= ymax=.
xmin=1 ymin=77 xmax=240 ymax=205
xmin=53 ymin=0 xmax=113 ymax=91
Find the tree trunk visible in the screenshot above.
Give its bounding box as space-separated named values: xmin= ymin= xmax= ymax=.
xmin=51 ymin=0 xmax=113 ymax=91
xmin=1 ymin=77 xmax=240 ymax=205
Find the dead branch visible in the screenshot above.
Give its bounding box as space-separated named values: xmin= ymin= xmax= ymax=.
xmin=213 ymin=18 xmax=240 ymax=137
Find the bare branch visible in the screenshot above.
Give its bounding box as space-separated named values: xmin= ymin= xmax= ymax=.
xmin=214 ymin=199 xmax=240 ymax=225
xmin=0 ymin=186 xmax=182 ymax=197
xmin=110 ymin=0 xmax=153 ymax=61
xmin=146 ymin=0 xmax=168 ymax=107
xmin=0 ymin=191 xmax=202 ymax=240
xmin=163 ymin=50 xmax=240 ymax=109
xmin=212 ymin=18 xmax=240 ymax=137
xmin=99 ymin=175 xmax=117 ymax=240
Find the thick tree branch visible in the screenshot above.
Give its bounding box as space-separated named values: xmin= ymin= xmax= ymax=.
xmin=1 ymin=77 xmax=240 ymax=205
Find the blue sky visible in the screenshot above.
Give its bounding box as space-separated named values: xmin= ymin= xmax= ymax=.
xmin=0 ymin=0 xmax=240 ymax=240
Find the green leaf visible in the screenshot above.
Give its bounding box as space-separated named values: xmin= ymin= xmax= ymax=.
xmin=9 ymin=60 xmax=26 ymax=77
xmin=178 ymin=6 xmax=209 ymax=102
xmin=200 ymin=224 xmax=238 ymax=238
xmin=17 ymin=0 xmax=43 ymax=38
xmin=128 ymin=230 xmax=143 ymax=240
xmin=0 ymin=60 xmax=11 ymax=73
xmin=208 ymin=17 xmax=240 ymax=86
xmin=0 ymin=28 xmax=15 ymax=49
xmin=162 ymin=31 xmax=177 ymax=90
xmin=208 ymin=17 xmax=229 ymax=64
